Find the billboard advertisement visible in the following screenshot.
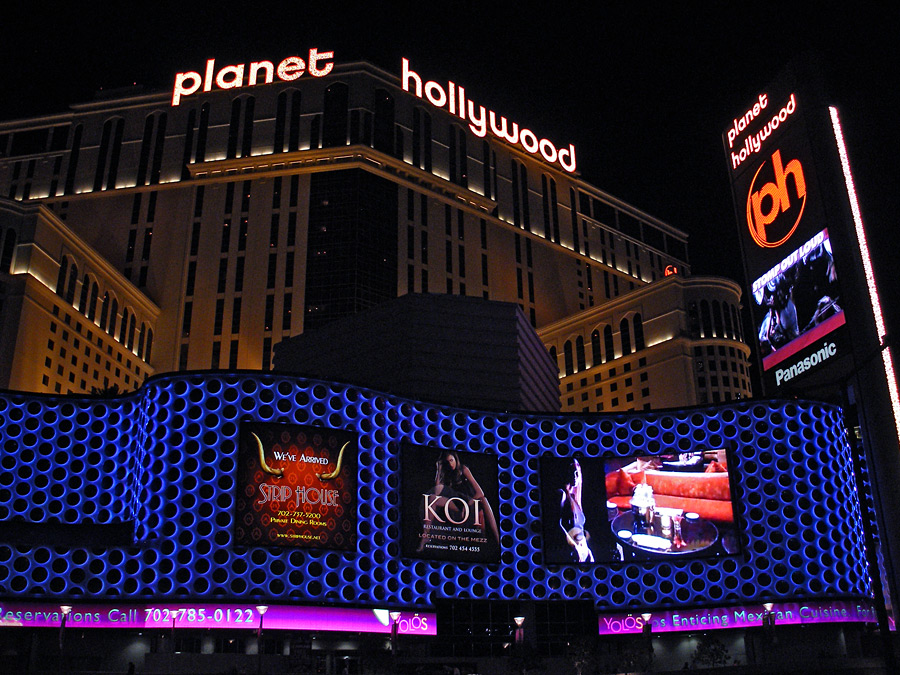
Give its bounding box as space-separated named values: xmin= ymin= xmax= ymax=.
xmin=541 ymin=451 xmax=739 ymax=564
xmin=725 ymin=85 xmax=851 ymax=393
xmin=400 ymin=444 xmax=501 ymax=563
xmin=539 ymin=456 xmax=616 ymax=564
xmin=234 ymin=422 xmax=357 ymax=550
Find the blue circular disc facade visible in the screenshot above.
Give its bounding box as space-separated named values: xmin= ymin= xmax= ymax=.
xmin=0 ymin=372 xmax=871 ymax=610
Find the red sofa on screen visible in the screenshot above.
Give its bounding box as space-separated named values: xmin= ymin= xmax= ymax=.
xmin=605 ymin=461 xmax=734 ymax=524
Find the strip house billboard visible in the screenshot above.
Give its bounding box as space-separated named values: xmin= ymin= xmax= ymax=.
xmin=724 ymin=78 xmax=851 ymax=393
xmin=234 ymin=422 xmax=357 ymax=550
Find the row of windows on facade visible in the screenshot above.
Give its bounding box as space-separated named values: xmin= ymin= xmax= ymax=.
xmin=54 ymin=256 xmax=153 ymax=363
xmin=688 ymin=299 xmax=744 ymax=342
xmin=178 ymin=337 xmax=248 ymax=371
xmin=405 ymin=199 xmax=490 ymax=297
xmin=44 ymin=305 xmax=146 ymax=394
xmin=550 ymin=315 xmax=646 ymax=377
xmin=182 ymin=293 xmax=295 ymax=339
xmin=694 ymin=345 xmax=752 ymax=396
xmin=511 ymin=160 xmax=677 ymax=272
xmin=698 ymin=374 xmax=749 ymax=394
xmin=1 ymin=85 xmax=395 ymax=199
xmin=404 ymin=135 xmax=660 ymax=281
xmin=184 ymin=186 xmax=300 ymax=296
xmin=1 ymin=82 xmax=679 ymax=264
xmin=568 ymin=384 xmax=652 ymax=412
xmin=181 ymin=177 xmax=304 ymax=345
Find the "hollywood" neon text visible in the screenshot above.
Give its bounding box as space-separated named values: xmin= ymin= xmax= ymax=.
xmin=402 ymin=58 xmax=576 ymax=173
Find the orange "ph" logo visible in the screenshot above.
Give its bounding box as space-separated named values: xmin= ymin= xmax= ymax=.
xmin=745 ymin=149 xmax=807 ymax=249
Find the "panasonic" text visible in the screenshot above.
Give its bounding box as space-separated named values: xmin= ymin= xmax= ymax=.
xmin=775 ymin=342 xmax=837 ymax=386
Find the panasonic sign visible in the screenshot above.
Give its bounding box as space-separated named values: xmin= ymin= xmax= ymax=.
xmin=775 ymin=341 xmax=838 ymax=386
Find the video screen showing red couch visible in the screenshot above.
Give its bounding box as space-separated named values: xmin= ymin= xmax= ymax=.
xmin=601 ymin=450 xmax=741 ymax=560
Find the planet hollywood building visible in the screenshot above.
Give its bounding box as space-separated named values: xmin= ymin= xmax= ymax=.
xmin=0 ymin=48 xmax=750 ymax=410
xmin=0 ymin=49 xmax=878 ymax=672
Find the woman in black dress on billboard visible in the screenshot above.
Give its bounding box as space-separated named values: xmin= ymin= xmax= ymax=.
xmin=420 ymin=449 xmax=500 ymax=549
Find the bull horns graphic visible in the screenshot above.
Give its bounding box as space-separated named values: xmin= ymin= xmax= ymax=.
xmin=317 ymin=441 xmax=350 ymax=481
xmin=252 ymin=432 xmax=284 ymax=477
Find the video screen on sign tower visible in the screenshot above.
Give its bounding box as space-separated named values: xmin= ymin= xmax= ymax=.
xmin=400 ymin=444 xmax=501 ymax=563
xmin=234 ymin=422 xmax=357 ymax=550
xmin=751 ymin=227 xmax=846 ymax=373
xmin=541 ymin=453 xmax=739 ymax=564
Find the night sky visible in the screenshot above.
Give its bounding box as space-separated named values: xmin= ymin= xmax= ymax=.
xmin=3 ymin=3 xmax=898 ymax=384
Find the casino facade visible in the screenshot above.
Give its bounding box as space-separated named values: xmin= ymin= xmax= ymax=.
xmin=0 ymin=375 xmax=879 ymax=672
xmin=0 ymin=50 xmax=882 ymax=673
xmin=0 ymin=52 xmax=752 ymax=410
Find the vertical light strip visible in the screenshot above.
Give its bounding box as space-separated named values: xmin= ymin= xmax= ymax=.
xmin=830 ymin=106 xmax=900 ymax=442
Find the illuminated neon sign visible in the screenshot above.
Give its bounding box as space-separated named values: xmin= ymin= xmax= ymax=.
xmin=728 ymin=93 xmax=797 ymax=170
xmin=171 ymin=49 xmax=334 ymax=106
xmin=402 ymin=58 xmax=577 ymax=173
xmin=0 ymin=602 xmax=435 ymax=635
xmin=598 ymin=600 xmax=882 ymax=635
xmin=745 ymin=148 xmax=807 ymax=249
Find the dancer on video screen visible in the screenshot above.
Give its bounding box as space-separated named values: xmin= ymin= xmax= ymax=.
xmin=558 ymin=458 xmax=595 ymax=562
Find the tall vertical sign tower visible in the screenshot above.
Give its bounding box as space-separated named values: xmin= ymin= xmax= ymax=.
xmin=724 ymin=60 xmax=900 ymax=642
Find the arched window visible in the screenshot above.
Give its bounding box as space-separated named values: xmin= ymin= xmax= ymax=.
xmin=723 ymin=303 xmax=734 ymax=339
xmin=56 ymin=257 xmax=69 ymax=296
xmin=633 ymin=314 xmax=645 ymax=351
xmin=127 ymin=314 xmax=136 ymax=350
xmin=323 ymin=82 xmax=349 ymax=148
xmin=99 ymin=292 xmax=110 ymax=330
xmin=137 ymin=324 xmax=146 ymax=358
xmin=145 ymin=328 xmax=154 ymax=362
xmin=591 ymin=329 xmax=602 ymax=366
xmin=195 ymin=103 xmax=210 ymax=163
xmin=563 ymin=340 xmax=574 ymax=376
xmin=274 ymin=91 xmax=288 ymax=153
xmin=700 ymin=300 xmax=712 ymax=339
xmin=107 ymin=298 xmax=118 ymax=337
xmin=604 ymin=325 xmax=614 ymax=363
xmin=240 ymin=97 xmax=255 ymax=159
xmin=288 ymin=90 xmax=302 ymax=152
xmin=226 ymin=98 xmax=242 ymax=159
xmin=712 ymin=300 xmax=724 ymax=338
xmin=78 ymin=274 xmax=90 ymax=313
xmin=620 ymin=318 xmax=632 ymax=356
xmin=731 ymin=304 xmax=743 ymax=341
xmin=119 ymin=308 xmax=129 ymax=342
xmin=65 ymin=263 xmax=79 ymax=304
xmin=688 ymin=302 xmax=700 ymax=339
xmin=0 ymin=228 xmax=17 ymax=273
xmin=373 ymin=88 xmax=395 ymax=154
xmin=66 ymin=262 xmax=78 ymax=303
xmin=181 ymin=107 xmax=196 ymax=180
xmin=87 ymin=282 xmax=99 ymax=321
xmin=575 ymin=336 xmax=586 ymax=372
